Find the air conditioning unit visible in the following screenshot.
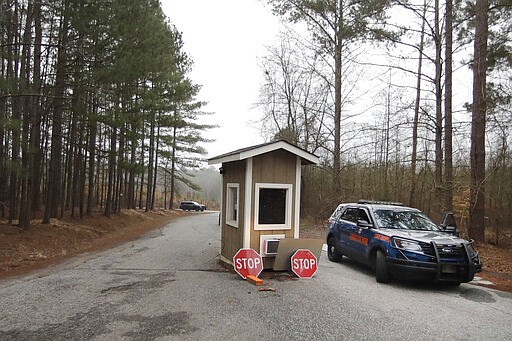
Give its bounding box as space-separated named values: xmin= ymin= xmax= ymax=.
xmin=260 ymin=234 xmax=285 ymax=256
xmin=264 ymin=239 xmax=280 ymax=255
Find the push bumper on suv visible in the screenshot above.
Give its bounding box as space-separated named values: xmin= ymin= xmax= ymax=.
xmin=386 ymin=241 xmax=482 ymax=283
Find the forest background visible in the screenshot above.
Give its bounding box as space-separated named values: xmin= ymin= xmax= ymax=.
xmin=0 ymin=0 xmax=511 ymax=249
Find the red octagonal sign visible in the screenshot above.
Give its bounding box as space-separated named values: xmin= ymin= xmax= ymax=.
xmin=233 ymin=248 xmax=263 ymax=279
xmin=291 ymin=249 xmax=318 ymax=278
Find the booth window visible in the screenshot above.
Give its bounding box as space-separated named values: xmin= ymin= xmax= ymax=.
xmin=226 ymin=183 xmax=239 ymax=227
xmin=254 ymin=183 xmax=292 ymax=230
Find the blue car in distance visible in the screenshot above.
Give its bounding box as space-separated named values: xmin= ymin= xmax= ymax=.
xmin=326 ymin=200 xmax=482 ymax=284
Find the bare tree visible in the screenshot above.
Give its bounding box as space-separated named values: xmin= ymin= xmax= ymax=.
xmin=267 ymin=0 xmax=394 ymax=193
xmin=258 ymin=30 xmax=329 ymax=153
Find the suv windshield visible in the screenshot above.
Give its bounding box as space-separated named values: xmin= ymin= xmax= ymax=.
xmin=374 ymin=209 xmax=440 ymax=231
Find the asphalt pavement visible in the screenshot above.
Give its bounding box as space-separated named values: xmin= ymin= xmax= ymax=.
xmin=0 ymin=212 xmax=511 ymax=340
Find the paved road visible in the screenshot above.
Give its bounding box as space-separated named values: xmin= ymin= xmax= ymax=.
xmin=1 ymin=212 xmax=511 ymax=340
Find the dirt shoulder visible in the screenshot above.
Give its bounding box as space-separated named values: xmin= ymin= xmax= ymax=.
xmin=1 ymin=210 xmax=511 ymax=293
xmin=0 ymin=209 xmax=186 ymax=279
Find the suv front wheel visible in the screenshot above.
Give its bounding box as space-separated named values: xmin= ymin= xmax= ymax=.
xmin=375 ymin=249 xmax=390 ymax=283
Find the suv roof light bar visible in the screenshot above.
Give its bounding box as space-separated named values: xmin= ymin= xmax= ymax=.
xmin=358 ymin=200 xmax=404 ymax=206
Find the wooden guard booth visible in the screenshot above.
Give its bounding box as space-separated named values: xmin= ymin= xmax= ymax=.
xmin=208 ymin=140 xmax=319 ymax=268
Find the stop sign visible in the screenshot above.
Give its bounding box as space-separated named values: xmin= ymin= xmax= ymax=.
xmin=233 ymin=248 xmax=263 ymax=279
xmin=291 ymin=249 xmax=318 ymax=278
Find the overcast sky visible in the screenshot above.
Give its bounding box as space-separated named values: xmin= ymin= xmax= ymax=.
xmin=161 ymin=0 xmax=283 ymax=159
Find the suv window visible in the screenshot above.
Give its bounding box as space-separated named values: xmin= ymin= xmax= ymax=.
xmin=374 ymin=209 xmax=440 ymax=231
xmin=329 ymin=205 xmax=345 ymax=222
xmin=340 ymin=208 xmax=371 ymax=224
xmin=340 ymin=208 xmax=358 ymax=222
xmin=358 ymin=209 xmax=371 ymax=224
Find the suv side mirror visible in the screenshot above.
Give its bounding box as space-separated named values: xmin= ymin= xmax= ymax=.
xmin=440 ymin=211 xmax=459 ymax=236
xmin=444 ymin=225 xmax=456 ymax=232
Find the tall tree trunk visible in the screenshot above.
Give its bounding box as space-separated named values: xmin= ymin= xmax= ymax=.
xmin=151 ymin=125 xmax=160 ymax=210
xmin=115 ymin=125 xmax=125 ymax=212
xmin=43 ymin=1 xmax=70 ymax=224
xmin=70 ymin=36 xmax=86 ymax=218
xmin=409 ymin=0 xmax=427 ymax=208
xmin=433 ymin=0 xmax=443 ymax=219
xmin=0 ymin=1 xmax=9 ymax=218
xmin=19 ymin=0 xmax=35 ymax=229
xmin=67 ymin=106 xmax=77 ymax=215
xmin=138 ymin=126 xmax=145 ymax=209
xmin=71 ymin=120 xmax=84 ymax=217
xmin=444 ymin=0 xmax=454 ymax=212
xmin=163 ymin=159 xmax=168 ymax=209
xmin=86 ymin=104 xmax=97 ymax=215
xmin=383 ymin=72 xmax=391 ymax=199
xmin=332 ymin=0 xmax=343 ymax=194
xmin=98 ymin=128 xmax=107 ymax=209
xmin=138 ymin=155 xmax=145 ymax=209
xmin=469 ymin=0 xmax=488 ymax=242
xmin=104 ymin=125 xmax=117 ymax=217
xmin=145 ymin=114 xmax=155 ymax=211
xmin=128 ymin=134 xmax=136 ymax=209
xmin=30 ymin=0 xmax=43 ymax=215
xmin=79 ymin=130 xmax=87 ymax=219
xmin=170 ymin=125 xmax=177 ymax=209
xmin=7 ymin=3 xmax=20 ymax=224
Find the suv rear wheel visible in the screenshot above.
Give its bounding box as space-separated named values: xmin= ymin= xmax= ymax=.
xmin=327 ymin=237 xmax=343 ymax=262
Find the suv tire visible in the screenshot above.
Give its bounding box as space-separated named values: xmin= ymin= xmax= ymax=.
xmin=327 ymin=237 xmax=343 ymax=262
xmin=375 ymin=249 xmax=390 ymax=283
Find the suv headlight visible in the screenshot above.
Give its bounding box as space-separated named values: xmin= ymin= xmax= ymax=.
xmin=392 ymin=238 xmax=422 ymax=252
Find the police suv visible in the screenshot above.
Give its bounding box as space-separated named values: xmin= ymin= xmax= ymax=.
xmin=326 ymin=200 xmax=482 ymax=284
